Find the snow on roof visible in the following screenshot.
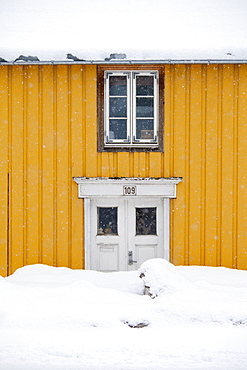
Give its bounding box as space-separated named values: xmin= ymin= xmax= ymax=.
xmin=1 ymin=0 xmax=247 ymax=63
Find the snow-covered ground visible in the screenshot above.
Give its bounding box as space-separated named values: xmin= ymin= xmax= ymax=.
xmin=1 ymin=259 xmax=247 ymax=369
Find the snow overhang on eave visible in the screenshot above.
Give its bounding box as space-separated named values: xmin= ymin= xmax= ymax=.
xmin=2 ymin=59 xmax=247 ymax=66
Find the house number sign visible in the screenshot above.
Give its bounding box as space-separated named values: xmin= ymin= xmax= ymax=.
xmin=123 ymin=186 xmax=137 ymax=196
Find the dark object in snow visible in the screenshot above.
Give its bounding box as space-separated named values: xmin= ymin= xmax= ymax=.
xmin=139 ymin=272 xmax=152 ymax=297
xmin=232 ymin=319 xmax=247 ymax=326
xmin=105 ymin=53 xmax=127 ymax=61
xmin=124 ymin=321 xmax=149 ymax=328
xmin=66 ymin=53 xmax=85 ymax=61
xmin=0 ymin=57 xmax=7 ymax=62
xmin=14 ymin=55 xmax=40 ymax=62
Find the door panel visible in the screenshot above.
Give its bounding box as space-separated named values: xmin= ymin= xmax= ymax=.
xmin=97 ymin=243 xmax=119 ymax=272
xmin=135 ymin=244 xmax=157 ymax=265
xmin=91 ymin=198 xmax=126 ymax=271
xmin=127 ymin=198 xmax=163 ymax=271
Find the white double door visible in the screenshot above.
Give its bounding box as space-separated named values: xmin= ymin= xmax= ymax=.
xmin=90 ymin=197 xmax=167 ymax=272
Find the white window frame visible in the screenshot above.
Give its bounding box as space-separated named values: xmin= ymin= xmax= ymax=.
xmin=104 ymin=71 xmax=159 ymax=148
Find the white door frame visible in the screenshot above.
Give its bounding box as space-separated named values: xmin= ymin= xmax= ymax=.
xmin=73 ymin=177 xmax=182 ymax=269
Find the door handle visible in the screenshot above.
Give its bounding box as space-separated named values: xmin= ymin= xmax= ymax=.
xmin=128 ymin=251 xmax=137 ymax=265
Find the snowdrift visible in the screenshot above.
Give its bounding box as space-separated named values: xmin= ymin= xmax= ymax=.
xmin=1 ymin=259 xmax=247 ymax=369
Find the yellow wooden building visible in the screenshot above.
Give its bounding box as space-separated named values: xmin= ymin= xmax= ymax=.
xmin=0 ymin=60 xmax=247 ymax=276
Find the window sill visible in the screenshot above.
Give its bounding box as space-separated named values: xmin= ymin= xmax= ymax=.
xmin=98 ymin=145 xmax=163 ymax=153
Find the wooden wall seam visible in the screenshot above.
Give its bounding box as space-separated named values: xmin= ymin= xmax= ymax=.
xmin=38 ymin=66 xmax=42 ymax=264
xmin=8 ymin=66 xmax=12 ymax=276
xmin=185 ymin=65 xmax=190 ymax=265
xmin=53 ymin=65 xmax=58 ymax=266
xmin=217 ymin=65 xmax=223 ymax=266
xmin=233 ymin=65 xmax=239 ymax=268
xmin=200 ymin=65 xmax=206 ymax=265
xmin=68 ymin=64 xmax=72 ymax=268
xmin=23 ymin=66 xmax=27 ymax=266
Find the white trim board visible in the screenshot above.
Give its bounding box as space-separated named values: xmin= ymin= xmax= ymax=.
xmin=73 ymin=177 xmax=182 ymax=198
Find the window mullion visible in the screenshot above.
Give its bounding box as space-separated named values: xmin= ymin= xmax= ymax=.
xmin=132 ymin=72 xmax=136 ymax=144
xmin=127 ymin=72 xmax=131 ymax=143
xmin=154 ymin=72 xmax=158 ymax=143
xmin=104 ymin=72 xmax=110 ymax=143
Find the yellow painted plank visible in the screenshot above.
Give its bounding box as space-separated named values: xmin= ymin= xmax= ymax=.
xmin=25 ymin=65 xmax=40 ymax=265
xmin=204 ymin=65 xmax=220 ymax=266
xmin=164 ymin=65 xmax=173 ymax=177
xmin=117 ymin=152 xmax=130 ymax=177
xmin=129 ymin=152 xmax=134 ymax=177
xmin=132 ymin=152 xmax=148 ymax=178
xmin=70 ymin=65 xmax=84 ymax=269
xmin=215 ymin=66 xmax=223 ymax=267
xmin=0 ymin=66 xmax=9 ymax=276
xmin=132 ymin=152 xmax=140 ymax=177
xmin=85 ymin=65 xmax=98 ymax=177
xmin=138 ymin=152 xmax=147 ymax=178
xmin=148 ymin=152 xmax=162 ymax=177
xmin=108 ymin=152 xmax=115 ymax=177
xmin=101 ymin=152 xmax=111 ymax=177
xmin=188 ymin=65 xmax=203 ymax=265
xmin=221 ymin=65 xmax=235 ymax=268
xmin=99 ymin=152 xmax=117 ymax=177
xmin=171 ymin=65 xmax=187 ymax=265
xmin=56 ymin=65 xmax=70 ymax=267
xmin=237 ymin=64 xmax=247 ymax=269
xmin=165 ymin=65 xmax=176 ymax=263
xmin=183 ymin=65 xmax=191 ymax=266
xmin=10 ymin=66 xmax=25 ymax=274
xmin=112 ymin=153 xmax=118 ymax=177
xmin=41 ymin=65 xmax=56 ymax=266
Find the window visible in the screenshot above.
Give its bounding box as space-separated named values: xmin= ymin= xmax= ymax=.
xmin=97 ymin=207 xmax=118 ymax=235
xmin=98 ymin=66 xmax=164 ymax=151
xmin=136 ymin=207 xmax=157 ymax=235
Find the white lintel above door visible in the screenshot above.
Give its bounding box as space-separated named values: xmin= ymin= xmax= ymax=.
xmin=73 ymin=177 xmax=182 ymax=198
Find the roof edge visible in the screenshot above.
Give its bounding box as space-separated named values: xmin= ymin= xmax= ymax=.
xmin=1 ymin=59 xmax=247 ymax=66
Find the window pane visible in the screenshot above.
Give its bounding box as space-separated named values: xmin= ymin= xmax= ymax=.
xmin=109 ymin=119 xmax=127 ymax=140
xmin=136 ymin=207 xmax=156 ymax=235
xmin=110 ymin=97 xmax=127 ymax=118
xmin=136 ymin=76 xmax=154 ymax=96
xmin=109 ymin=76 xmax=127 ymax=96
xmin=136 ymin=119 xmax=154 ymax=140
xmin=136 ymin=97 xmax=154 ymax=117
xmin=98 ymin=207 xmax=118 ymax=235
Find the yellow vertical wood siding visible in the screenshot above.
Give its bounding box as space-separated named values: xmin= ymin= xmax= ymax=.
xmin=0 ymin=63 xmax=247 ymax=276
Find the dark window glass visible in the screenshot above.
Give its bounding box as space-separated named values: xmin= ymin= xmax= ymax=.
xmin=109 ymin=119 xmax=127 ymax=140
xmin=136 ymin=119 xmax=154 ymax=140
xmin=136 ymin=76 xmax=154 ymax=96
xmin=136 ymin=207 xmax=156 ymax=235
xmin=97 ymin=207 xmax=118 ymax=235
xmin=109 ymin=76 xmax=127 ymax=96
xmin=136 ymin=97 xmax=154 ymax=117
xmin=110 ymin=97 xmax=127 ymax=118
